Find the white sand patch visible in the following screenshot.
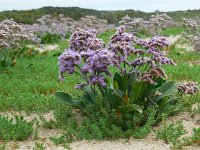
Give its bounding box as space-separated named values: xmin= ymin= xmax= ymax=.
xmin=27 ymin=44 xmax=59 ymax=52
xmin=70 ymin=138 xmax=170 ymax=150
xmin=36 ymin=45 xmax=59 ymax=52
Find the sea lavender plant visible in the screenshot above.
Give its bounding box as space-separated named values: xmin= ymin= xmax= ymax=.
xmin=182 ymin=18 xmax=200 ymax=51
xmin=0 ymin=19 xmax=37 ymax=49
xmin=0 ymin=19 xmax=38 ymax=67
xmin=148 ymin=13 xmax=173 ymax=35
xmin=119 ymin=13 xmax=173 ymax=36
xmin=119 ymin=15 xmax=146 ymax=35
xmin=22 ymin=15 xmax=112 ymax=39
xmin=178 ymin=82 xmax=199 ymax=95
xmin=56 ymin=26 xmax=181 ymax=117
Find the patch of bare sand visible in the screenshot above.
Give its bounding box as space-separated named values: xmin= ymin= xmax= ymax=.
xmin=27 ymin=44 xmax=59 ymax=52
xmin=166 ymin=35 xmax=196 ymax=52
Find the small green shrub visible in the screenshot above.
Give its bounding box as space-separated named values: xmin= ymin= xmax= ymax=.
xmin=0 ymin=46 xmax=39 ymax=68
xmin=39 ymin=33 xmax=61 ymax=44
xmin=50 ymin=135 xmax=72 ymax=149
xmin=191 ymin=128 xmax=200 ymax=144
xmin=0 ymin=48 xmax=17 ymax=68
xmin=0 ymin=115 xmax=33 ymax=141
xmin=33 ymin=142 xmax=46 ymax=150
xmin=156 ymin=119 xmax=200 ymax=149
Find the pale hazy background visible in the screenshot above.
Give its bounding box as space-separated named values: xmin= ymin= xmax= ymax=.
xmin=0 ymin=0 xmax=200 ymax=12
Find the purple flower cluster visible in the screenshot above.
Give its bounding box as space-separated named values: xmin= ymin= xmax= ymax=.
xmin=0 ymin=19 xmax=37 ymax=49
xmin=59 ymin=26 xmax=175 ymax=90
xmin=89 ymin=75 xmax=106 ymax=87
xmin=182 ymin=18 xmax=200 ymax=51
xmin=147 ymin=36 xmax=170 ymax=48
xmin=58 ymin=50 xmax=81 ymax=80
xmin=119 ymin=13 xmax=173 ymax=36
xmin=178 ymin=82 xmax=199 ymax=95
xmin=70 ymin=29 xmax=105 ymax=52
xmin=130 ymin=57 xmax=151 ymax=67
xmin=148 ymin=49 xmax=175 ymax=66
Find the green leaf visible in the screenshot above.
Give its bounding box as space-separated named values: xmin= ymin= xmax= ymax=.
xmin=158 ymin=96 xmax=177 ymax=109
xmin=112 ymin=89 xmax=124 ymax=98
xmin=130 ymin=81 xmax=147 ymax=104
xmin=118 ymin=104 xmax=143 ymax=114
xmin=55 ymin=92 xmax=81 ymax=108
xmin=81 ymin=94 xmax=96 ymax=105
xmin=105 ymin=88 xmax=122 ymax=108
xmin=155 ymin=81 xmax=178 ymax=103
xmin=113 ymin=72 xmax=128 ymax=92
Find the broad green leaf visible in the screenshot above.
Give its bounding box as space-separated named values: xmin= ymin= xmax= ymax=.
xmin=130 ymin=81 xmax=147 ymax=104
xmin=81 ymin=94 xmax=96 ymax=105
xmin=113 ymin=72 xmax=128 ymax=92
xmin=118 ymin=104 xmax=143 ymax=114
xmin=55 ymin=92 xmax=80 ymax=107
xmin=105 ymin=88 xmax=122 ymax=108
xmin=112 ymin=89 xmax=124 ymax=98
xmin=158 ymin=96 xmax=177 ymax=109
xmin=155 ymin=81 xmax=178 ymax=103
xmin=113 ymin=72 xmax=123 ymax=90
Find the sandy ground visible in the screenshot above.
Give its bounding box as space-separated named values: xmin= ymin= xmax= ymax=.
xmin=0 ymin=105 xmax=199 ymax=150
xmin=167 ymin=35 xmax=196 ymax=52
xmin=27 ymin=44 xmax=59 ymax=52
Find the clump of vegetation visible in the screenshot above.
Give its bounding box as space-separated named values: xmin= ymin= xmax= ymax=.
xmin=0 ymin=115 xmax=33 ymax=141
xmin=156 ymin=117 xmax=200 ymax=149
xmin=55 ymin=27 xmax=193 ymax=140
xmin=39 ymin=32 xmax=61 ymax=44
xmin=0 ymin=19 xmax=38 ymax=68
xmin=182 ymin=17 xmax=200 ymax=51
xmin=33 ymin=142 xmax=46 ymax=150
xmin=119 ymin=13 xmax=173 ymax=36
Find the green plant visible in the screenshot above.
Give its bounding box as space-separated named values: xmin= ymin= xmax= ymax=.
xmin=0 ymin=115 xmax=33 ymax=141
xmin=50 ymin=135 xmax=72 ymax=149
xmin=54 ymin=27 xmax=190 ymax=141
xmin=0 ymin=144 xmax=6 ymax=150
xmin=155 ymin=119 xmax=188 ymax=149
xmin=56 ymin=27 xmax=181 ymax=115
xmin=191 ymin=128 xmax=200 ymax=144
xmin=33 ymin=142 xmax=46 ymax=150
xmin=39 ymin=32 xmax=61 ymax=44
xmin=0 ymin=48 xmax=16 ymax=68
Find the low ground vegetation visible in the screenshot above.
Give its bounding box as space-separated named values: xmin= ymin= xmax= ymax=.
xmin=0 ymin=14 xmax=199 ymax=150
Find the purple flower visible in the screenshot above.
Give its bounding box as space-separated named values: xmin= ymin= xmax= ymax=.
xmin=86 ymin=49 xmax=115 ymax=73
xmin=89 ymin=75 xmax=107 ymax=86
xmin=69 ymin=29 xmax=104 ymax=52
xmin=75 ymin=83 xmax=87 ymax=89
xmin=148 ymin=48 xmax=175 ymax=66
xmin=131 ymin=57 xmax=151 ymax=67
xmin=58 ymin=50 xmax=81 ymax=80
xmin=80 ymin=49 xmax=95 ymax=60
xmin=147 ymin=36 xmax=170 ymax=48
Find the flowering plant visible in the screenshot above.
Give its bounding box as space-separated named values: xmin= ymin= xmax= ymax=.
xmin=119 ymin=13 xmax=173 ymax=36
xmin=0 ymin=19 xmax=38 ymax=67
xmin=56 ymin=27 xmax=179 ymax=116
xmin=182 ymin=18 xmax=200 ymax=51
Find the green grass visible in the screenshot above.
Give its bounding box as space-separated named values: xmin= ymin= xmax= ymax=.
xmin=0 ymin=115 xmax=33 ymax=141
xmin=98 ymin=29 xmax=116 ymax=43
xmin=162 ymin=26 xmax=186 ymax=36
xmin=0 ymin=41 xmax=82 ymax=113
